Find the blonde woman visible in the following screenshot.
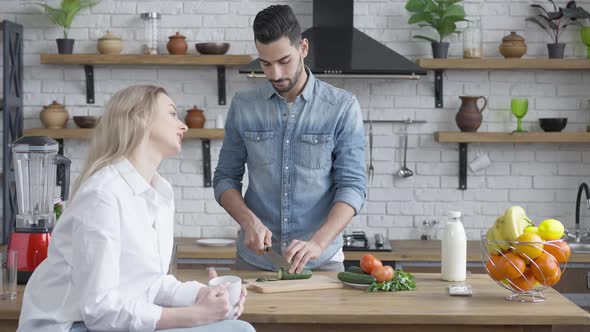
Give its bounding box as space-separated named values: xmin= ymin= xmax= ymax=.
xmin=18 ymin=85 xmax=254 ymax=332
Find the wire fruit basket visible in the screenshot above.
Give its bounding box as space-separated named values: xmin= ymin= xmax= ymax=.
xmin=481 ymin=235 xmax=569 ymax=303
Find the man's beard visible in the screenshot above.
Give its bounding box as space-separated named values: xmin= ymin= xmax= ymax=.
xmin=271 ymin=56 xmax=303 ymax=93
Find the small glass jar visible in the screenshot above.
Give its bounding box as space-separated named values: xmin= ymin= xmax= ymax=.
xmin=140 ymin=12 xmax=161 ymax=55
xmin=463 ymin=17 xmax=483 ymax=59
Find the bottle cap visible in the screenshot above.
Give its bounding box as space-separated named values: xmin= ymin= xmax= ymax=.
xmin=447 ymin=211 xmax=461 ymax=219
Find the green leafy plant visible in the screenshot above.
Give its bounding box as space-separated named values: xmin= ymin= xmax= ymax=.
xmin=526 ymin=0 xmax=590 ymax=43
xmin=405 ymin=0 xmax=467 ymax=43
xmin=367 ymin=269 xmax=417 ymax=292
xmin=31 ymin=0 xmax=99 ymax=39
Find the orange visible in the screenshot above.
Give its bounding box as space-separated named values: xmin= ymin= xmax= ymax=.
xmin=543 ymin=240 xmax=570 ymax=264
xmin=496 ymin=252 xmax=526 ymax=280
xmin=485 ymin=255 xmax=504 ymax=281
xmin=531 ymin=253 xmax=560 ymax=286
xmin=509 ymin=268 xmax=536 ymax=292
xmin=513 ymin=233 xmax=544 ymax=260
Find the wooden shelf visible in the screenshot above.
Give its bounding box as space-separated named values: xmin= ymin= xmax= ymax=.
xmin=40 ymin=54 xmax=252 ymax=66
xmin=40 ymin=53 xmax=253 ymax=105
xmin=435 ymin=131 xmax=590 ymax=143
xmin=24 ymin=128 xmax=224 ymax=140
xmin=417 ymin=58 xmax=590 ymax=70
xmin=435 ymin=131 xmax=590 ymax=191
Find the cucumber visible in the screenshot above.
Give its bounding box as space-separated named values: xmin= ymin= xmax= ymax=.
xmin=347 ymin=266 xmax=367 ymax=274
xmin=337 ymin=271 xmax=376 ymax=285
xmin=277 ymin=268 xmax=312 ymax=280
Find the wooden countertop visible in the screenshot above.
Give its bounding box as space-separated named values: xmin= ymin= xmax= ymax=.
xmin=1 ymin=271 xmax=587 ymax=332
xmin=176 ymin=238 xmax=590 ymax=263
xmin=181 ymin=270 xmax=590 ymax=330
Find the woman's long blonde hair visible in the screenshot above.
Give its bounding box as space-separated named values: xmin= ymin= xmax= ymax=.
xmin=72 ymin=85 xmax=167 ymax=196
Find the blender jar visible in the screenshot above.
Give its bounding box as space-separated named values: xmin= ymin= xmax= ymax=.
xmin=12 ymin=136 xmax=71 ymax=231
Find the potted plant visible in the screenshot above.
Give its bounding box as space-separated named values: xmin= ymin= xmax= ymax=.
xmin=526 ymin=0 xmax=588 ymax=59
xmin=405 ymin=0 xmax=467 ymax=58
xmin=563 ymin=2 xmax=590 ymax=58
xmin=31 ymin=0 xmax=99 ymax=54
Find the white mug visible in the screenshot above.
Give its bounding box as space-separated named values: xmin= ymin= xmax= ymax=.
xmin=469 ymin=151 xmax=491 ymax=173
xmin=208 ymin=275 xmax=241 ymax=319
xmin=216 ymin=114 xmax=225 ymax=129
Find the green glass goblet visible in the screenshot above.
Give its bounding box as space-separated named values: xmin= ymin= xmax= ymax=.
xmin=511 ymin=98 xmax=529 ymax=133
xmin=581 ymin=26 xmax=590 ymax=59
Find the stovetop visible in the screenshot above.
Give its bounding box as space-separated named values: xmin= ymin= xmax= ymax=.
xmin=342 ymin=231 xmax=392 ymax=252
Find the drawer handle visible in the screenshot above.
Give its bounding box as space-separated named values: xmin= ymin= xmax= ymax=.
xmin=587 ymin=272 xmax=590 ymax=289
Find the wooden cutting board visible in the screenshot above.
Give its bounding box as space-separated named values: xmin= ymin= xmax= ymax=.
xmin=244 ymin=275 xmax=344 ymax=293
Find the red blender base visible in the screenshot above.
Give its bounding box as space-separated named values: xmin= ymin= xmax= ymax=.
xmin=7 ymin=232 xmax=51 ymax=284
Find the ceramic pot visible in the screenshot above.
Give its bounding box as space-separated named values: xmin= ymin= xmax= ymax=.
xmin=40 ymin=101 xmax=69 ymax=129
xmin=97 ymin=31 xmax=123 ymax=54
xmin=547 ymin=43 xmax=565 ymax=59
xmin=431 ymin=42 xmax=449 ymax=59
xmin=167 ymin=32 xmax=188 ymax=55
xmin=56 ymin=38 xmax=74 ymax=54
xmin=499 ymin=32 xmax=527 ymax=58
xmin=456 ymin=96 xmax=487 ymax=132
xmin=185 ymin=105 xmax=205 ymax=128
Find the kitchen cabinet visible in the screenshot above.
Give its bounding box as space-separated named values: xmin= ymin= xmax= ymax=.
xmin=1 ymin=20 xmax=23 ymax=245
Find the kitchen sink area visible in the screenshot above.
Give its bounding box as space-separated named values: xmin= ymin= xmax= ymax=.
xmin=569 ymin=242 xmax=590 ymax=253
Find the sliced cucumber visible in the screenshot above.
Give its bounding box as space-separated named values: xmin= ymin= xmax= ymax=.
xmin=277 ymin=268 xmax=312 ymax=280
xmin=337 ymin=271 xmax=376 ymax=285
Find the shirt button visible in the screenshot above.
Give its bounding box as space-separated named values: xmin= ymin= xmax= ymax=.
xmin=286 ymin=140 xmax=290 ymax=143
xmin=284 ymin=192 xmax=288 ymax=196
xmin=285 ymin=166 xmax=289 ymax=170
xmin=284 ymin=218 xmax=287 ymax=222
xmin=314 ymin=139 xmax=318 ymax=143
xmin=256 ymin=136 xmax=260 ymax=141
xmin=291 ymin=114 xmax=295 ymax=118
xmin=283 ymin=242 xmax=288 ymax=247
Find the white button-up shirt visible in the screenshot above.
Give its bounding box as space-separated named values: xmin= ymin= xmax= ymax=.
xmin=18 ymin=159 xmax=204 ymax=332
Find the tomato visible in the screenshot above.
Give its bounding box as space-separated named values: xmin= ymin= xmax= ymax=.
xmin=371 ymin=265 xmax=394 ymax=283
xmin=360 ymin=254 xmax=383 ymax=274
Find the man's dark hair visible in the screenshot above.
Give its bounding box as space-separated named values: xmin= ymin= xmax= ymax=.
xmin=253 ymin=5 xmax=301 ymax=45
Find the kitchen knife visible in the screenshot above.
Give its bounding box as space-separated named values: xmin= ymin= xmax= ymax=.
xmin=264 ymin=245 xmax=291 ymax=270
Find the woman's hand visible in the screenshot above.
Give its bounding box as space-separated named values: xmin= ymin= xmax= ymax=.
xmin=233 ymin=285 xmax=248 ymax=319
xmin=191 ymin=283 xmax=232 ymax=325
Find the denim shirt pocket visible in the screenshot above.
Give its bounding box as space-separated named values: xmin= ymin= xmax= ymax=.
xmin=243 ymin=130 xmax=276 ymax=166
xmin=297 ymin=133 xmax=333 ymax=169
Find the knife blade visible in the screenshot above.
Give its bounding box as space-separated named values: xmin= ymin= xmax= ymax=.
xmin=264 ymin=246 xmax=291 ymax=270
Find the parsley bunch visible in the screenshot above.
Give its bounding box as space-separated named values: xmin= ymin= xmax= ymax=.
xmin=368 ymin=269 xmax=416 ymax=292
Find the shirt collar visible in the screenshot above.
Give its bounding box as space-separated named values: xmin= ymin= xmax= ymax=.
xmin=262 ymin=66 xmax=315 ymax=102
xmin=113 ymin=158 xmax=174 ymax=203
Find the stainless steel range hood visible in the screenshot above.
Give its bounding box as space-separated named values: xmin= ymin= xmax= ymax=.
xmin=240 ymin=0 xmax=426 ymax=79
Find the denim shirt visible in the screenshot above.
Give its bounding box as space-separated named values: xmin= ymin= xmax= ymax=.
xmin=213 ymin=70 xmax=367 ymax=270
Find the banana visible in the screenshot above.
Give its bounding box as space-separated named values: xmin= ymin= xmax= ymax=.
xmin=501 ymin=206 xmax=534 ymax=242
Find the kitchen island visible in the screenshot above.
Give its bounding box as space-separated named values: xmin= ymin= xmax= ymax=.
xmin=1 ymin=270 xmax=588 ymax=331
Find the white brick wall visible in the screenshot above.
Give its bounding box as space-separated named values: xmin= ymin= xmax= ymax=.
xmin=1 ymin=0 xmax=590 ymax=241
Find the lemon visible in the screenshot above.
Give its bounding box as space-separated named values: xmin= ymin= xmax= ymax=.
xmin=537 ymin=219 xmax=565 ymax=241
xmin=513 ymin=233 xmax=543 ymax=260
xmin=523 ymin=226 xmax=539 ymax=235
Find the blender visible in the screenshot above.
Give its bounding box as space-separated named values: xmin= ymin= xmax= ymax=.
xmin=8 ymin=136 xmax=71 ymax=284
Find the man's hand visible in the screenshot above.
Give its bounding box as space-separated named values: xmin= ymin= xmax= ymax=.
xmin=243 ymin=219 xmax=272 ymax=255
xmin=284 ymin=239 xmax=323 ymax=273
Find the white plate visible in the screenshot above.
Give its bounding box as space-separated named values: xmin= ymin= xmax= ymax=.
xmin=196 ymin=239 xmax=236 ymax=247
xmin=342 ymin=282 xmax=370 ymax=289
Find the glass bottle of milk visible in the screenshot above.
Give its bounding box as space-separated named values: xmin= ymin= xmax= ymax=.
xmin=441 ymin=211 xmax=466 ymax=281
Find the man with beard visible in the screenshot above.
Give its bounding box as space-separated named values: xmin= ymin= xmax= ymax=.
xmin=213 ymin=4 xmax=366 ymax=273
